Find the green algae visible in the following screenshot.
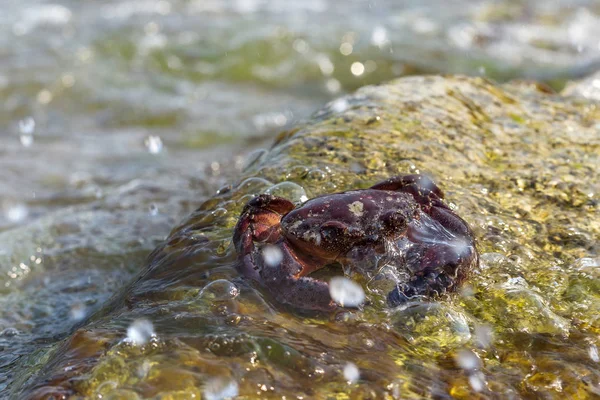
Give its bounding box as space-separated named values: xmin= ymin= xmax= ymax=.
xmin=16 ymin=76 xmax=600 ymax=398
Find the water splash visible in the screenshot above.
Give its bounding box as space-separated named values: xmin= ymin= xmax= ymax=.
xmin=144 ymin=136 xmax=163 ymax=154
xmin=203 ymin=377 xmax=239 ymax=400
xmin=126 ymin=319 xmax=155 ymax=346
xmin=329 ymin=277 xmax=365 ymax=307
xmin=6 ymin=204 xmax=28 ymax=223
xmin=18 ymin=117 xmax=35 ymax=147
xmin=590 ymin=344 xmax=599 ymax=363
xmin=343 ymin=362 xmax=360 ymax=383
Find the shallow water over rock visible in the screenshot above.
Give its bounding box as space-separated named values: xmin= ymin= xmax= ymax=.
xmin=6 ymin=75 xmax=598 ymax=398
xmin=2 ymin=0 xmax=600 ymax=397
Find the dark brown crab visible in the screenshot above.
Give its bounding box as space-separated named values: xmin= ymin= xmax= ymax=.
xmin=233 ymin=174 xmax=478 ymax=312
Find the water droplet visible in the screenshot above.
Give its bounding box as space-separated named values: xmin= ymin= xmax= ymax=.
xmin=144 ymin=135 xmax=163 ymax=154
xmin=126 ymin=319 xmax=155 ymax=345
xmin=351 ymin=62 xmax=365 ymax=76
xmin=339 ymin=42 xmax=353 ymax=56
xmin=19 ymin=117 xmax=35 ymax=135
xmin=325 ymin=78 xmax=341 ymax=93
xmin=315 ymin=54 xmax=334 ymax=76
xmin=37 ymin=89 xmax=53 ymax=104
xmin=590 ymin=344 xmax=599 ymax=362
xmin=70 ymin=303 xmax=87 ymax=321
xmin=474 ymin=324 xmax=493 ymax=348
xmin=6 ymin=204 xmax=28 ymax=223
xmin=371 ymin=26 xmax=389 ymax=48
xmin=203 ymin=377 xmax=239 ymax=400
xmin=455 ymin=349 xmax=481 ymax=371
xmin=20 ymin=134 xmax=33 ymax=147
xmin=343 ymin=362 xmax=360 ymax=383
xmin=329 ymin=277 xmax=365 ymax=307
xmin=330 ymin=98 xmax=349 ymax=113
xmin=18 ymin=117 xmax=35 ymax=147
xmin=292 ymin=39 xmax=309 ymax=54
xmin=262 ymin=245 xmax=283 ymax=268
xmin=468 ymin=371 xmax=486 ymax=392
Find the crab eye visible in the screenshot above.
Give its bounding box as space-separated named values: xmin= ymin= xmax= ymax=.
xmin=319 ymin=221 xmax=348 ymax=241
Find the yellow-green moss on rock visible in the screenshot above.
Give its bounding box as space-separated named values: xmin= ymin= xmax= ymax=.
xmin=19 ymin=76 xmax=600 ymax=399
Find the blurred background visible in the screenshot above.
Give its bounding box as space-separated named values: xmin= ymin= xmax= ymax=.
xmin=1 ymin=0 xmax=600 ymax=393
xmin=2 ymin=0 xmax=600 ymax=231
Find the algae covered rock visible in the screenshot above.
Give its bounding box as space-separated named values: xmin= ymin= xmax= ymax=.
xmin=16 ymin=76 xmax=600 ymax=398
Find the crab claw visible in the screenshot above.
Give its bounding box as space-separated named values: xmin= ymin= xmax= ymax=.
xmin=259 ymin=241 xmax=337 ymax=312
xmin=233 ymin=194 xmax=337 ymax=312
xmin=233 ymin=194 xmax=295 ymax=281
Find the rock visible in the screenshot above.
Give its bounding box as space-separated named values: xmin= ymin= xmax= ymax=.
xmin=14 ymin=76 xmax=600 ymax=399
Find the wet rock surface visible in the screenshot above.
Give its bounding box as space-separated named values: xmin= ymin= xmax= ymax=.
xmin=10 ymin=75 xmax=600 ymax=398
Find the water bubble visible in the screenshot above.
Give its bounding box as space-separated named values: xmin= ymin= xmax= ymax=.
xmin=292 ymin=39 xmax=309 ymax=54
xmin=329 ymin=277 xmax=365 ymax=307
xmin=364 ymin=60 xmax=377 ymax=73
xmin=350 ymin=62 xmax=365 ymax=76
xmin=144 ymin=136 xmax=163 ymax=154
xmin=339 ymin=42 xmax=353 ymax=56
xmin=199 ymin=279 xmax=239 ymax=301
xmin=391 ymin=303 xmax=472 ymax=348
xmin=126 ymin=319 xmax=155 ymax=345
xmin=343 ymin=362 xmax=360 ymax=383
xmin=61 ymin=73 xmax=75 ymax=87
xmin=203 ymin=377 xmax=239 ymax=400
xmin=37 ymin=89 xmax=53 ymax=104
xmin=315 ymin=54 xmax=334 ymax=76
xmin=265 ymin=181 xmax=308 ymax=204
xmin=262 ymin=245 xmax=283 ymax=268
xmin=325 ymin=78 xmax=341 ymax=93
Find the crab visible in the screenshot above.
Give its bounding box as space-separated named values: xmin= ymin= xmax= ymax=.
xmin=233 ymin=174 xmax=478 ymax=312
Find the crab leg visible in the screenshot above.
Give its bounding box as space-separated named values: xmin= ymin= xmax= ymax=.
xmin=370 ymin=174 xmax=448 ymax=210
